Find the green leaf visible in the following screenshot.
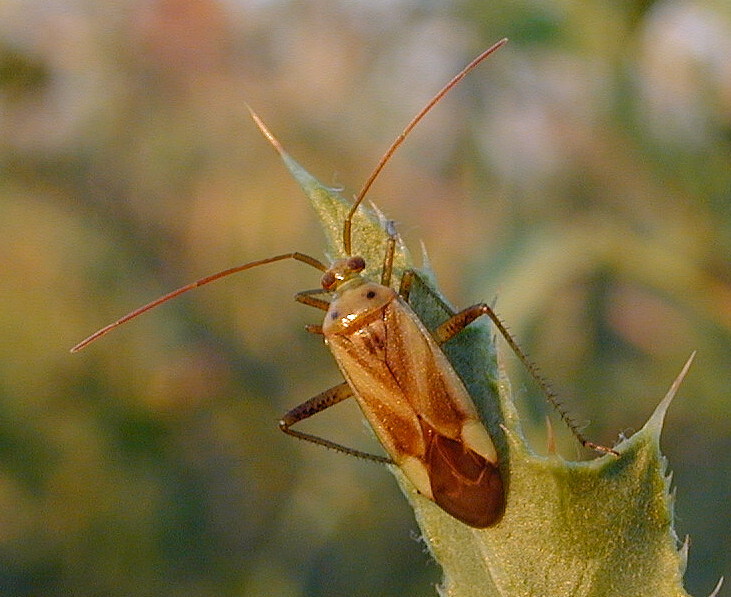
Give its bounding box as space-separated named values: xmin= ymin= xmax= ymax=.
xmin=254 ymin=116 xmax=704 ymax=597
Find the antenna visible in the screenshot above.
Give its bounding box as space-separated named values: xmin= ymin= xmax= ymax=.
xmin=343 ymin=38 xmax=508 ymax=255
xmin=70 ymin=252 xmax=327 ymax=352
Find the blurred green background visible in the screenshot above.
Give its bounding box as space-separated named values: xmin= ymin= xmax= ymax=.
xmin=1 ymin=0 xmax=729 ymax=595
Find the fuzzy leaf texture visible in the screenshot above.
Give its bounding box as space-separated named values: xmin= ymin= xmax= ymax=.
xmin=253 ymin=115 xmax=716 ymax=597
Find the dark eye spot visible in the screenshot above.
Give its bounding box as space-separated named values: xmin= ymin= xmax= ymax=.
xmin=330 ymin=311 xmax=339 ymax=320
xmin=366 ymin=290 xmax=376 ymax=299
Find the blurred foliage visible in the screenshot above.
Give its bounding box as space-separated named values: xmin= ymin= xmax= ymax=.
xmin=0 ymin=0 xmax=729 ymax=596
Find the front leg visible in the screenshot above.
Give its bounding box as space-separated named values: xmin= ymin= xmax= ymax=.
xmin=295 ymin=289 xmax=330 ymax=335
xmin=295 ymin=288 xmax=331 ymax=311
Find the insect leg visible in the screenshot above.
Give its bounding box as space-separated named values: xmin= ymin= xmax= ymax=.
xmin=431 ymin=303 xmax=491 ymax=345
xmin=280 ymin=382 xmax=393 ymax=464
xmin=399 ymin=269 xmax=456 ymax=316
xmin=398 ymin=269 xmax=414 ymax=301
xmin=295 ymin=290 xmax=331 ymax=335
xmin=380 ymin=221 xmax=398 ymax=287
xmin=434 ymin=301 xmax=619 ymax=457
xmin=295 ymin=289 xmax=331 ymax=311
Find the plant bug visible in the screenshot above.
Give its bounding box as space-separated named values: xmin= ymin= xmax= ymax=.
xmin=72 ymin=38 xmax=617 ymax=528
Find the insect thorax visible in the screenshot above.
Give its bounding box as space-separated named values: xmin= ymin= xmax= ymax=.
xmin=323 ymin=280 xmax=396 ymax=335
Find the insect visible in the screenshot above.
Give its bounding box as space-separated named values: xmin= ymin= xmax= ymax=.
xmin=72 ymin=38 xmax=616 ymax=528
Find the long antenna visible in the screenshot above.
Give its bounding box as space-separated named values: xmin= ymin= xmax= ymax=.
xmin=343 ymin=38 xmax=508 ymax=255
xmin=71 ymin=252 xmax=327 ymax=352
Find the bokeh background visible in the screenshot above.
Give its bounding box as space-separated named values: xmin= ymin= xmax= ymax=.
xmin=1 ymin=0 xmax=729 ymax=595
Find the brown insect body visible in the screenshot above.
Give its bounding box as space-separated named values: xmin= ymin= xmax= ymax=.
xmin=322 ymin=267 xmax=503 ymax=527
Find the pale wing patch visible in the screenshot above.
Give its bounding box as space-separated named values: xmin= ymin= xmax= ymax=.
xmin=400 ymin=456 xmax=433 ymax=499
xmin=461 ymin=420 xmax=498 ymax=463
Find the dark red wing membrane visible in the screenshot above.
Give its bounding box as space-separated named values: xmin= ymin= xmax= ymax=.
xmin=422 ymin=419 xmax=504 ymax=528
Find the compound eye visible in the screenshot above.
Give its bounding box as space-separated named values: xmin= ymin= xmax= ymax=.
xmin=346 ymin=256 xmax=366 ymax=272
xmin=321 ymin=271 xmax=337 ymax=290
